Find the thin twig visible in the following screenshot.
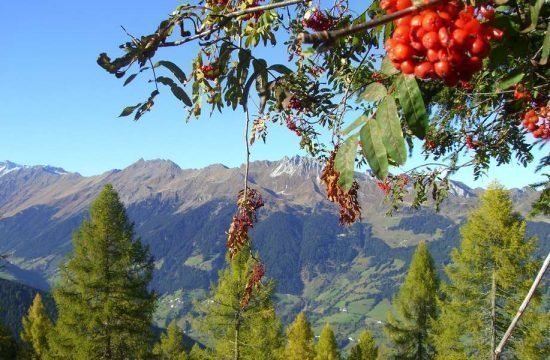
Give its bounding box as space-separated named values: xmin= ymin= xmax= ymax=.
xmin=161 ymin=0 xmax=307 ymax=47
xmin=494 ymin=252 xmax=550 ymax=359
xmin=298 ymin=0 xmax=444 ymax=45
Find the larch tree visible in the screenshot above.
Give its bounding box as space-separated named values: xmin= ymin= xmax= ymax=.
xmin=199 ymin=243 xmax=283 ymax=360
xmin=188 ymin=344 xmax=210 ymax=360
xmin=315 ymin=323 xmax=340 ymax=360
xmin=153 ymin=320 xmax=188 ymax=360
xmin=384 ymin=241 xmax=439 ymax=359
xmin=284 ymin=312 xmax=316 ymax=360
xmin=433 ymin=185 xmax=550 ymax=359
xmin=348 ymin=330 xmax=378 ymax=360
xmin=49 ymin=184 xmax=157 ymax=359
xmin=20 ymin=293 xmax=53 ymax=359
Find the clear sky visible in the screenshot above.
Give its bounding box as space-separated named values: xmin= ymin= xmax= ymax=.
xmin=0 ymin=0 xmax=546 ymax=188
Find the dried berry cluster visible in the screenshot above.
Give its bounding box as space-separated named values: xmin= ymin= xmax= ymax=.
xmin=240 ymin=262 xmax=265 ymax=308
xmin=383 ymin=0 xmax=503 ymax=85
xmin=321 ymin=151 xmax=361 ymax=225
xmin=522 ymin=107 xmax=549 ymax=140
xmin=465 ymin=135 xmax=479 ymax=149
xmin=226 ymin=189 xmax=264 ymax=258
xmin=302 ymin=8 xmax=334 ymax=31
xmin=200 ymin=64 xmax=219 ymax=80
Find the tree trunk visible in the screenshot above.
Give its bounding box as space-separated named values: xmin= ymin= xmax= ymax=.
xmin=234 ymin=310 xmax=241 ymax=360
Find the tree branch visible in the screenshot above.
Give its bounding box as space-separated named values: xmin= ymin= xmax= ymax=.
xmin=494 ymin=252 xmax=550 ymax=359
xmin=298 ymin=0 xmax=445 ymax=45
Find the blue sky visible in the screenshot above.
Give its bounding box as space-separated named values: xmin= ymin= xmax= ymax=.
xmin=0 ymin=0 xmax=545 ymax=188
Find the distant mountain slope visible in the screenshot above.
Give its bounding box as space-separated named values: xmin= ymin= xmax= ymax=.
xmin=0 ymin=158 xmax=547 ymax=341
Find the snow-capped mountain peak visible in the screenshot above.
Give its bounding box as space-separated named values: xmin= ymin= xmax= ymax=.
xmin=270 ymin=156 xmax=323 ymax=178
xmin=0 ymin=161 xmax=24 ymax=177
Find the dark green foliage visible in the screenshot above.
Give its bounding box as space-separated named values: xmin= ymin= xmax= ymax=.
xmin=0 ymin=279 xmax=55 ymax=338
xmin=0 ymin=320 xmax=17 ymax=360
xmin=50 ymin=184 xmax=157 ymax=359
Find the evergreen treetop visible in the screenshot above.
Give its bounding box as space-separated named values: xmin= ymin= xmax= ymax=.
xmin=20 ymin=293 xmax=53 ymax=359
xmin=348 ymin=330 xmax=378 ymax=360
xmin=284 ymin=312 xmax=316 ymax=360
xmin=314 ymin=323 xmax=340 ymax=360
xmin=153 ymin=320 xmax=188 ymax=360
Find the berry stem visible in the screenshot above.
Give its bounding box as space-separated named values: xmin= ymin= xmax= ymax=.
xmin=298 ymin=0 xmax=446 ymax=45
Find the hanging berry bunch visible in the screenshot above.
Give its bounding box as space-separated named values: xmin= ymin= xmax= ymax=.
xmin=320 ymin=150 xmax=361 ymax=225
xmin=522 ymin=107 xmax=549 ymax=140
xmin=383 ymin=0 xmax=503 ymax=85
xmin=200 ymin=63 xmax=220 ymax=81
xmin=302 ymin=8 xmax=334 ymax=31
xmin=285 ymin=116 xmax=302 ymax=136
xmin=240 ymin=262 xmax=265 ymax=308
xmin=226 ymin=189 xmax=264 ymax=258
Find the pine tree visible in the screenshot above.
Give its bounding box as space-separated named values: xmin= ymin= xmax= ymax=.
xmin=199 ymin=245 xmax=283 ymax=360
xmin=20 ymin=293 xmax=53 ymax=359
xmin=153 ymin=320 xmax=187 ymax=360
xmin=384 ymin=241 xmax=439 ymax=359
xmin=0 ymin=320 xmax=17 ymax=360
xmin=315 ymin=323 xmax=340 ymax=360
xmin=348 ymin=330 xmax=378 ymax=360
xmin=49 ymin=184 xmax=157 ymax=359
xmin=432 ymin=185 xmax=550 ymax=359
xmin=284 ymin=312 xmax=315 ymax=360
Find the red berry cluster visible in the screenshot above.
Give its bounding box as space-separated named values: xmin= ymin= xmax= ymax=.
xmin=288 ymin=95 xmax=305 ymax=112
xmin=243 ymin=0 xmax=264 ymax=20
xmin=207 ymin=0 xmax=230 ymax=6
xmin=382 ymin=0 xmax=503 ymax=85
xmin=285 ymin=116 xmax=302 ymax=136
xmin=514 ymin=84 xmax=532 ymax=101
xmin=302 ymin=8 xmax=334 ymax=31
xmin=200 ymin=64 xmax=219 ymax=80
xmin=465 ymin=135 xmax=479 ymax=149
xmin=522 ymin=107 xmax=549 ymax=140
xmin=377 ymin=180 xmax=391 ymax=195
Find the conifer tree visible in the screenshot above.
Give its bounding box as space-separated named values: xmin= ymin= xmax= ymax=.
xmin=0 ymin=320 xmax=17 ymax=360
xmin=20 ymin=293 xmax=53 ymax=359
xmin=49 ymin=184 xmax=157 ymax=359
xmin=315 ymin=323 xmax=340 ymax=360
xmin=433 ymin=185 xmax=550 ymax=359
xmin=384 ymin=241 xmax=439 ymax=359
xmin=284 ymin=312 xmax=315 ymax=360
xmin=188 ymin=344 xmax=210 ymax=360
xmin=348 ymin=330 xmax=378 ymax=360
xmin=199 ymin=244 xmax=283 ymax=360
xmin=153 ymin=320 xmax=187 ymax=360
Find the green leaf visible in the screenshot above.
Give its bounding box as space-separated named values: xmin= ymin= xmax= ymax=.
xmin=376 ymin=96 xmax=407 ymax=165
xmin=395 ymin=74 xmax=429 ymax=139
xmin=540 ymin=22 xmax=550 ymax=65
xmin=156 ymin=76 xmax=192 ymax=107
xmin=495 ymin=71 xmax=525 ymax=91
xmin=301 ymin=47 xmax=315 ymax=57
xmin=267 ymin=64 xmax=293 ymax=75
xmin=123 ymin=73 xmax=138 ymax=87
xmin=154 ymin=61 xmax=187 ymax=84
xmin=334 ymin=135 xmax=359 ymax=191
xmin=361 ymin=82 xmax=387 ymax=102
xmin=119 ymin=104 xmax=141 ymax=117
xmin=341 ymin=114 xmax=369 ymax=136
xmin=253 ymin=59 xmax=269 ymax=113
xmin=360 ymin=120 xmax=389 ymax=180
xmin=521 ymin=0 xmax=544 ymax=33
xmin=381 ymin=57 xmax=399 ymax=76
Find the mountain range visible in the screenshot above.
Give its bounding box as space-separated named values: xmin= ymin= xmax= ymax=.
xmin=0 ymin=157 xmax=548 ymax=343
